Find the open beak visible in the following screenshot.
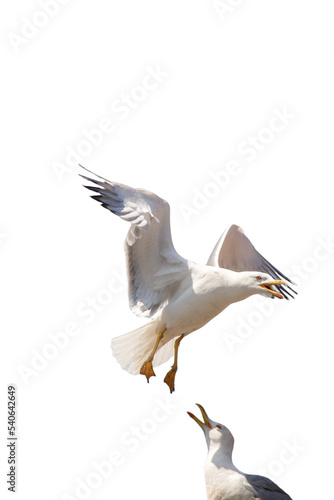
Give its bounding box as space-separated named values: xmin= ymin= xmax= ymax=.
xmin=260 ymin=280 xmax=286 ymax=299
xmin=187 ymin=404 xmax=212 ymax=429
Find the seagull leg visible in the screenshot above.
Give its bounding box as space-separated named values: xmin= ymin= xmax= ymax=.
xmin=140 ymin=327 xmax=166 ymax=383
xmin=164 ymin=334 xmax=184 ymax=393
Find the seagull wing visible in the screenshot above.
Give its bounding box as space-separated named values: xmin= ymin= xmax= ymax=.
xmin=207 ymin=224 xmax=296 ymax=299
xmin=81 ymin=167 xmax=188 ymax=317
xmin=246 ymin=474 xmax=293 ymax=499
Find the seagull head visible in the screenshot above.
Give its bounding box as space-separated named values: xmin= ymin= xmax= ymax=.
xmin=238 ymin=271 xmax=286 ymax=299
xmin=187 ymin=404 xmax=234 ymax=453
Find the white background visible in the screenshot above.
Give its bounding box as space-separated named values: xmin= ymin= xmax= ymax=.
xmin=1 ymin=1 xmax=334 ymax=499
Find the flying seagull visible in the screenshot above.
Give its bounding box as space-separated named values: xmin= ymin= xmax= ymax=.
xmin=188 ymin=404 xmax=293 ymax=500
xmin=80 ymin=166 xmax=296 ymax=392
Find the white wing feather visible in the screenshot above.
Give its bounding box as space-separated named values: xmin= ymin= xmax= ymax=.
xmin=81 ymin=167 xmax=188 ymax=317
xmin=207 ymin=224 xmax=296 ymax=299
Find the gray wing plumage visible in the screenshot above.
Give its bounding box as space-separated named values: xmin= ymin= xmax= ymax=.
xmin=80 ymin=167 xmax=188 ymax=317
xmin=246 ymin=474 xmax=293 ymax=500
xmin=207 ymin=224 xmax=296 ymax=299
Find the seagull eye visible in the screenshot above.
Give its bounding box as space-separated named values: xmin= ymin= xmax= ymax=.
xmin=216 ymin=424 xmax=222 ymax=430
xmin=255 ymin=276 xmax=262 ymax=281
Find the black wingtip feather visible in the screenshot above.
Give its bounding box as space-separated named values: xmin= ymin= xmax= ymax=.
xmin=84 ymin=185 xmax=102 ymax=193
xmin=90 ymin=195 xmax=103 ymax=202
xmin=263 ymin=256 xmax=294 ymax=284
xmin=277 ymin=285 xmax=293 ymax=300
xmin=79 ymin=164 xmax=111 ymax=182
xmin=80 ymin=174 xmax=108 ymax=189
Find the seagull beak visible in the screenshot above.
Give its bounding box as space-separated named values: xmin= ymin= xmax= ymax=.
xmin=260 ymin=280 xmax=286 ymax=299
xmin=187 ymin=404 xmax=212 ymax=429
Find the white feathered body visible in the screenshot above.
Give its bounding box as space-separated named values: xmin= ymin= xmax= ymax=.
xmin=203 ymin=441 xmax=292 ymax=500
xmin=189 ymin=407 xmax=292 ymax=500
xmin=161 ymin=263 xmax=246 ymax=332
xmin=81 ymin=168 xmax=294 ymax=376
xmin=203 ymin=440 xmax=257 ymax=500
xmin=112 ymin=262 xmax=249 ymax=374
xmin=204 ymin=464 xmax=292 ymax=500
xmin=205 ymin=467 xmax=258 ymax=500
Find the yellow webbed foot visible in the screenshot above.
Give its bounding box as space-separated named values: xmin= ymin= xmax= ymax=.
xmin=164 ymin=367 xmax=177 ymax=393
xmin=140 ymin=361 xmax=156 ymax=382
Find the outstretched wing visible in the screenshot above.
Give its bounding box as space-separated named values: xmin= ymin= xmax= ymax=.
xmin=207 ymin=224 xmax=296 ymax=299
xmin=80 ymin=167 xmax=188 ymax=317
xmin=246 ymin=474 xmax=293 ymax=500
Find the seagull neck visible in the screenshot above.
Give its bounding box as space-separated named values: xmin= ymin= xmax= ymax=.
xmin=217 ymin=269 xmax=254 ymax=303
xmin=207 ymin=441 xmax=237 ymax=471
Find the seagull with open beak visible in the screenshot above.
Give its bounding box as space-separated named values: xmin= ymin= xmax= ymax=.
xmin=188 ymin=405 xmax=293 ymax=500
xmin=81 ymin=166 xmax=296 ymax=392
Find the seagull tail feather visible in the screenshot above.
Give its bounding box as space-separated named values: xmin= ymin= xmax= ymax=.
xmin=111 ymin=321 xmax=174 ymax=375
